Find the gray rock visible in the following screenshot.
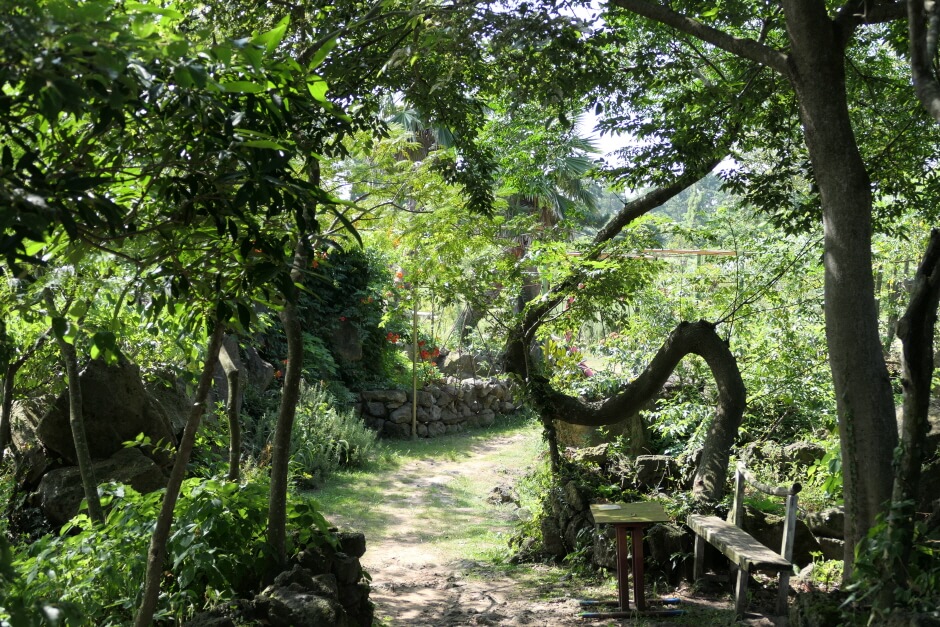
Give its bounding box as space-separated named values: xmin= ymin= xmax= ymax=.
xmin=479 ymin=409 xmax=496 ymax=427
xmin=37 ymin=359 xmax=176 ymax=465
xmin=440 ymin=352 xmax=480 ymax=378
xmin=364 ymin=402 xmax=386 ymax=418
xmin=563 ymin=481 xmax=589 ymax=512
xmin=243 ymin=346 xmax=275 ymax=393
xmin=540 ymin=516 xmax=566 ymax=557
xmin=592 ymin=526 xmax=617 ymax=570
xmin=646 ymin=523 xmax=691 ymax=585
xmin=37 ymin=447 xmax=168 ymax=524
xmin=360 ymin=390 xmax=407 ymax=404
xmin=633 ymin=455 xmax=679 ymax=491
xmin=784 ymin=442 xmax=826 ymax=467
xmin=428 ymin=422 xmax=446 ymax=437
xmin=255 ymin=585 xmax=349 ymax=627
xmin=331 ymin=552 xmax=362 ymax=585
xmin=388 ymin=404 xmax=412 ymax=424
xmin=815 ymin=536 xmax=844 ymax=562
xmin=743 ymin=506 xmax=821 ymax=568
xmin=803 ymin=506 xmax=844 ymax=539
xmin=564 ymin=512 xmax=591 ymax=549
xmin=338 ymin=532 xmax=367 ymax=558
xmin=330 ymin=320 xmax=363 ymax=362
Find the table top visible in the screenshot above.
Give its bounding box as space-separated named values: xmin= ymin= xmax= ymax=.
xmin=590 ymin=501 xmax=671 ymax=525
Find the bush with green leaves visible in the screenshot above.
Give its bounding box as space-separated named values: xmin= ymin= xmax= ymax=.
xmin=243 ymin=382 xmax=378 ymax=486
xmin=287 ymin=383 xmax=378 ymax=484
xmin=0 ymin=477 xmax=333 ymax=625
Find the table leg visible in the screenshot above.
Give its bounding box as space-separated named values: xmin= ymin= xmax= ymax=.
xmin=616 ymin=525 xmax=630 ymax=611
xmin=631 ymin=525 xmax=646 ymax=611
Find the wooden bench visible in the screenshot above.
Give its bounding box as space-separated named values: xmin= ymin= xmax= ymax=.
xmin=687 ymin=461 xmax=801 ymax=617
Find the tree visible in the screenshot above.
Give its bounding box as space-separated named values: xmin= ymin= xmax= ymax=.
xmin=584 ymin=0 xmax=940 ymax=570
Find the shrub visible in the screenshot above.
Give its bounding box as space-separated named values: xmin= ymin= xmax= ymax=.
xmin=287 ymin=383 xmax=378 ymax=485
xmin=0 ymin=477 xmax=332 ymax=625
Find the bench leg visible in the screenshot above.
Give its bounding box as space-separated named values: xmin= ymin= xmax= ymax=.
xmin=693 ymin=533 xmax=705 ymax=581
xmin=777 ymin=571 xmax=790 ymax=615
xmin=733 ymin=566 xmax=748 ymax=618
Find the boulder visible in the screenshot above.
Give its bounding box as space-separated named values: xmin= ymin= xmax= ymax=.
xmin=632 ymin=455 xmax=680 ymax=491
xmin=10 ymin=397 xmax=48 ymax=452
xmin=743 ymin=505 xmax=822 ymax=568
xmin=330 ymin=320 xmax=363 ymax=362
xmin=803 ymin=506 xmax=844 ymax=539
xmin=243 ymin=346 xmax=275 ymax=393
xmin=783 ymin=441 xmax=826 ymax=467
xmin=37 ymin=447 xmax=168 ymax=524
xmin=566 ymin=443 xmax=610 ymax=468
xmin=592 ymin=526 xmax=617 ymax=570
xmin=647 ymin=523 xmax=692 ymax=585
xmin=360 ymin=390 xmax=407 ymax=405
xmin=144 ymin=371 xmax=193 ymax=437
xmin=37 ymin=359 xmax=176 ymax=465
xmin=337 ymin=532 xmax=367 ymax=559
xmin=563 ymin=480 xmax=589 ymax=512
xmin=540 ymin=516 xmax=566 ymax=557
xmin=440 ymin=352 xmax=480 ymax=378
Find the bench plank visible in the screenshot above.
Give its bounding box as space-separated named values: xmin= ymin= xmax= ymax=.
xmin=687 ymin=514 xmax=791 ymax=572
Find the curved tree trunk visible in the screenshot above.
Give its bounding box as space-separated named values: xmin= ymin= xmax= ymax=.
xmin=501 ymin=157 xmax=741 ymax=501
xmin=510 ymin=320 xmax=745 ymax=502
xmin=885 ymin=228 xmax=940 ymax=602
xmin=135 ymin=321 xmax=225 ymax=627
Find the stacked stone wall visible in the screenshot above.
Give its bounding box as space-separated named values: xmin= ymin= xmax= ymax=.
xmin=357 ymin=377 xmax=517 ymax=438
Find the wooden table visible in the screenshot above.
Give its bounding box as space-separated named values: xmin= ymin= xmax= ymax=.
xmin=589 ymin=501 xmax=671 ymax=613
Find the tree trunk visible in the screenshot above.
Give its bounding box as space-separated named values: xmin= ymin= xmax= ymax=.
xmin=266 ymin=295 xmax=304 ymax=574
xmin=135 ymin=321 xmax=225 ymax=627
xmin=451 ymin=302 xmax=484 ymax=346
xmin=266 ymin=160 xmax=318 ymax=572
xmin=908 ymin=0 xmax=940 ymax=121
xmin=782 ymin=0 xmax=898 ymax=572
xmin=885 ymin=228 xmax=940 ymax=601
xmin=43 ymin=291 xmax=104 ymax=525
xmin=218 ymin=335 xmax=243 ymax=482
xmin=0 ymin=360 xmax=15 ymax=467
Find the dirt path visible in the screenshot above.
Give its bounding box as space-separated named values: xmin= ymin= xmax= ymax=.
xmin=326 ymin=431 xmax=613 ymax=626
xmin=326 ymin=431 xmax=671 ymax=626
xmin=325 ymin=428 xmax=763 ymax=627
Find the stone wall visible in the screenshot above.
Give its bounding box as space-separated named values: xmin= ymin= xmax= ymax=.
xmin=357 ymin=377 xmax=517 ymax=438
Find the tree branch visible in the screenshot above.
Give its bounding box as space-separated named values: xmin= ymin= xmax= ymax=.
xmin=609 ymin=0 xmax=790 ymax=75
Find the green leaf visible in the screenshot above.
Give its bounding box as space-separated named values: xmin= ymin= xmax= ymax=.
xmin=307 ymin=35 xmax=338 ymax=70
xmin=241 ymin=139 xmax=287 ymax=150
xmin=222 ymin=81 xmax=265 ymax=94
xmin=307 ymin=77 xmax=329 ymax=102
xmin=126 ymin=2 xmax=183 ymax=19
xmin=252 ymin=15 xmax=290 ymax=55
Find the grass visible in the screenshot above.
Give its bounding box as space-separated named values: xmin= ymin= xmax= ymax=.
xmin=309 ymin=411 xmax=545 ymax=562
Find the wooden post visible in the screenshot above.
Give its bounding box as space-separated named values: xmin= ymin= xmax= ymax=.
xmin=411 ymin=295 xmax=418 ymax=439
xmin=734 ymin=564 xmax=749 ymax=618
xmin=777 ymin=490 xmax=799 ymax=615
xmin=693 ymin=533 xmax=705 ymax=581
xmin=729 ymin=463 xmax=745 ymax=527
